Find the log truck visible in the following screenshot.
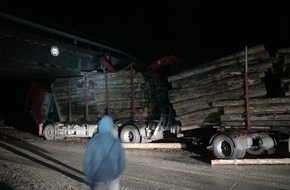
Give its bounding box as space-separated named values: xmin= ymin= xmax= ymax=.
xmin=166 ymin=45 xmax=290 ymax=159
xmin=207 ymin=47 xmax=290 ymax=159
xmin=26 ymin=48 xmax=290 ymax=159
xmin=26 ymin=55 xmax=183 ymax=143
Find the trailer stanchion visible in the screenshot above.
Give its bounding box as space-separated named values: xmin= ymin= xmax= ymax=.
xmin=105 ymin=69 xmax=110 ymax=115
xmin=130 ymin=64 xmax=136 ymax=119
xmin=68 ymin=78 xmax=72 ymax=122
xmin=244 ymin=46 xmax=251 ymax=132
xmin=84 ymin=76 xmax=89 ymax=121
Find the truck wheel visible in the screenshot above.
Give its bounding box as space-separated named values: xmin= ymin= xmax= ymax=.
xmin=246 ymin=137 xmax=266 ymax=155
xmin=120 ymin=125 xmax=141 ymax=143
xmin=232 ymin=139 xmax=246 ymax=158
xmin=43 ymin=124 xmax=55 ymax=141
xmin=236 ymin=148 xmax=246 ymax=158
xmin=246 ymin=147 xmax=265 ymax=155
xmin=212 ymin=134 xmax=239 ymax=159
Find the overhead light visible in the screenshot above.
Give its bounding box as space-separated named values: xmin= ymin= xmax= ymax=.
xmin=50 ymin=46 xmax=59 ymax=56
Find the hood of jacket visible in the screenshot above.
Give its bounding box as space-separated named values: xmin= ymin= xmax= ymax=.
xmin=97 ymin=115 xmax=114 ymax=134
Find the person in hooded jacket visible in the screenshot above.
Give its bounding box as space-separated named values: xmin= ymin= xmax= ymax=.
xmin=84 ymin=115 xmax=126 ymax=190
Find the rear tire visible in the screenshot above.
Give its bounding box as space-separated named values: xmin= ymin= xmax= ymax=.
xmin=43 ymin=124 xmax=55 ymax=140
xmin=212 ymin=134 xmax=239 ymax=159
xmin=246 ymin=137 xmax=267 ymax=155
xmin=236 ymin=148 xmax=247 ymax=158
xmin=119 ymin=125 xmax=141 ymax=143
xmin=246 ymin=146 xmax=266 ymax=155
xmin=232 ymin=138 xmax=247 ymax=158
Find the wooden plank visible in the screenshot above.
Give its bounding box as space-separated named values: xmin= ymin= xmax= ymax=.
xmin=122 ymin=143 xmax=186 ymax=149
xmin=211 ymin=158 xmax=290 ymax=165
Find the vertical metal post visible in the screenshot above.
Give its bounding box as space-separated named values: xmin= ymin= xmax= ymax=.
xmin=244 ymin=46 xmax=251 ymax=131
xmin=84 ymin=76 xmax=89 ymax=121
xmin=130 ymin=65 xmax=136 ymax=119
xmin=68 ymin=78 xmax=72 ymax=122
xmin=105 ymin=70 xmax=110 ymax=115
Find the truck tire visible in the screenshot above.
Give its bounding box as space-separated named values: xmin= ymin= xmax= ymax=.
xmin=212 ymin=134 xmax=239 ymax=159
xmin=120 ymin=125 xmax=141 ymax=143
xmin=246 ymin=147 xmax=266 ymax=155
xmin=43 ymin=124 xmax=55 ymax=141
xmin=247 ymin=135 xmax=276 ymax=155
xmin=231 ymin=138 xmax=247 ymax=158
xmin=236 ymin=148 xmax=247 ymax=158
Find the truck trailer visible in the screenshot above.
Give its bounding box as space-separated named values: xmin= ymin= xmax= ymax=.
xmin=26 ymin=57 xmax=184 ymax=143
xmin=27 ymin=45 xmax=290 ymax=159
xmin=167 ymin=44 xmax=290 ymax=159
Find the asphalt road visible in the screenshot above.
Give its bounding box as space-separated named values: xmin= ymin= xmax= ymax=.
xmin=0 ymin=127 xmax=290 ymax=190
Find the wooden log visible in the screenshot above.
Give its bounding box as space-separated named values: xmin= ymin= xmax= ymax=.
xmin=51 ymin=68 xmax=157 ymax=122
xmin=53 ymin=68 xmax=167 ymax=121
xmin=172 ymin=83 xmax=266 ymax=112
xmin=178 ymin=117 xmax=220 ymax=127
xmin=223 ymin=104 xmax=290 ymax=114
xmin=169 ymin=77 xmax=244 ymax=101
xmin=56 ymin=101 xmax=147 ymax=116
xmin=180 ymin=124 xmax=201 ymax=131
xmin=53 ymin=83 xmax=143 ymax=93
xmin=55 ymin=97 xmax=146 ymax=106
xmin=174 ymin=102 xmax=211 ymax=115
xmin=212 ymin=44 xmax=267 ymax=62
xmin=278 ymin=48 xmax=290 ymax=54
xmin=54 ymin=72 xmax=145 ymax=87
xmin=281 ymin=78 xmax=290 ymax=86
xmin=168 ymin=49 xmax=270 ymax=82
xmin=221 ymin=113 xmax=290 ymax=122
xmin=221 ymin=120 xmax=290 ymax=127
xmin=54 ymin=90 xmax=144 ymax=102
xmin=212 ymin=96 xmax=290 ymax=107
xmin=175 ymin=107 xmax=221 ymax=120
xmin=171 ymin=67 xmax=265 ymax=89
xmin=176 ymin=108 xmax=221 ymax=127
xmin=212 ymin=99 xmax=245 ymax=107
xmin=169 ymin=73 xmax=262 ymax=101
xmin=283 ymin=55 xmax=290 ymax=64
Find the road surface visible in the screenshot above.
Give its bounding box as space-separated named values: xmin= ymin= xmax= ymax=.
xmin=0 ymin=127 xmax=290 ymax=190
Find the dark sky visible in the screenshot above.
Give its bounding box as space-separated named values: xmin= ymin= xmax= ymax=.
xmin=1 ymin=1 xmax=290 ymax=68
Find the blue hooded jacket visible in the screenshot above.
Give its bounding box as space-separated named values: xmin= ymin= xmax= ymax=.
xmin=84 ymin=115 xmax=126 ymax=184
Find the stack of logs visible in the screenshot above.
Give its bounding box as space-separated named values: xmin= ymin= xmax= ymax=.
xmin=52 ymin=69 xmax=168 ymax=123
xmin=278 ymin=47 xmax=290 ymax=95
xmin=168 ymin=44 xmax=290 ymax=131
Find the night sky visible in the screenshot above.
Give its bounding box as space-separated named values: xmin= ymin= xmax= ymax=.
xmin=1 ymin=1 xmax=290 ymax=69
